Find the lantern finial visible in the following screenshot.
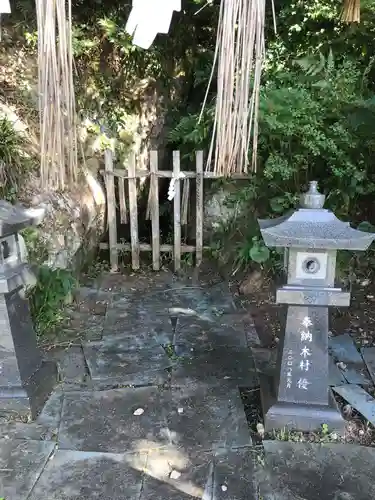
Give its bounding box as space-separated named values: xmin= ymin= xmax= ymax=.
xmin=300 ymin=180 xmax=325 ymax=209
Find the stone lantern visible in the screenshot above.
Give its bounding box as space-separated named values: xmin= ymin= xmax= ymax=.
xmin=0 ymin=201 xmax=57 ymax=418
xmin=258 ymin=181 xmax=375 ymax=432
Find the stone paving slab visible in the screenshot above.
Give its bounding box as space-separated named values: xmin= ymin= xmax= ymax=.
xmin=329 ymin=356 xmax=347 ymax=386
xmin=28 ymin=449 xmax=146 ymax=500
xmin=0 ymin=390 xmax=63 ymax=444
xmin=83 ymin=340 xmax=172 ymax=387
xmin=172 ymin=346 xmax=259 ymax=389
xmin=73 ymin=286 xmax=110 ymax=315
xmin=0 ymin=438 xmax=54 ymax=500
xmin=173 ymin=315 xmax=248 ymax=350
xmin=0 ymin=421 xmax=50 ymax=442
xmin=46 ymin=346 xmax=88 ymax=386
xmin=36 ymin=388 xmax=64 ymax=428
xmin=333 ymin=384 xmax=375 ymax=426
xmin=260 ymin=441 xmax=375 ymax=500
xmin=103 ymin=315 xmax=173 ymax=349
xmin=250 ymin=347 xmax=276 ymax=376
xmin=212 ymin=448 xmax=258 ymax=499
xmin=58 ymin=387 xmax=171 ymax=453
xmin=123 ymin=283 xmax=236 ymax=320
xmin=103 ymin=309 xmax=173 ymax=345
xmin=163 ymin=284 xmax=237 ymax=318
xmin=140 ymin=448 xmax=213 ymax=499
xmin=98 ymin=271 xmax=174 ymax=293
xmin=63 ymin=311 xmax=105 ymax=342
xmin=329 ymin=333 xmax=372 ymax=386
xmin=167 ymin=384 xmax=252 ymax=452
xmin=360 ymin=346 xmax=375 ymax=385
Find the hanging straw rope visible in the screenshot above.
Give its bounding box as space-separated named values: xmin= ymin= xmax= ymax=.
xmin=341 ymin=0 xmax=360 ymax=23
xmin=36 ymin=0 xmax=78 ymax=189
xmin=200 ymin=0 xmax=266 ymax=176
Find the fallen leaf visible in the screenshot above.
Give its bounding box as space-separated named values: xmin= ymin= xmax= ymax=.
xmin=170 ymin=470 xmax=181 ymax=480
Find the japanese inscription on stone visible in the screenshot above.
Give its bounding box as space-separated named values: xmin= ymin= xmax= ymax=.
xmin=286 ymin=349 xmax=293 ymax=389
xmin=297 ymin=316 xmax=312 ymax=391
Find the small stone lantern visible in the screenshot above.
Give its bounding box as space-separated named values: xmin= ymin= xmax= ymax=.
xmin=0 ymin=201 xmax=57 ymax=418
xmin=258 ymin=181 xmax=375 ymax=432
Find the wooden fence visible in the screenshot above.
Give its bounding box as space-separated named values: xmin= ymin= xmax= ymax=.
xmin=99 ymin=150 xmax=250 ymax=271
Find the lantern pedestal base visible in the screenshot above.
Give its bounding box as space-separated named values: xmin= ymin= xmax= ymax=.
xmin=0 ymin=360 xmax=58 ymax=419
xmin=0 ymin=288 xmax=58 ymax=419
xmin=260 ymin=373 xmax=345 ymax=433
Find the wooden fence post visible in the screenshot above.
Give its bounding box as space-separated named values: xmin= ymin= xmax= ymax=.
xmin=105 ymin=149 xmax=118 ymax=272
xmin=173 ymin=151 xmax=181 ymax=271
xmin=128 ymin=153 xmax=140 ymax=270
xmin=118 ymin=176 xmax=128 ymax=224
xmin=195 ymin=150 xmax=204 ymax=267
xmin=150 ymin=151 xmax=160 ymax=270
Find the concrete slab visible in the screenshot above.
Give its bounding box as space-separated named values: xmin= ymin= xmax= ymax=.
xmin=58 ymin=387 xmax=171 ymax=453
xmin=212 ymin=448 xmax=258 ymax=499
xmin=2 ymin=388 xmax=67 ymax=442
xmin=333 ymin=384 xmax=375 ymax=426
xmin=329 ymin=334 xmax=372 ymax=385
xmin=103 ymin=311 xmax=173 ymax=346
xmin=46 ymin=346 xmax=88 ymax=386
xmin=173 ymin=315 xmax=247 ymax=350
xmin=0 ymin=438 xmax=54 ymax=500
xmin=83 ymin=340 xmax=172 ymax=387
xmin=28 ymin=449 xmax=146 ymax=500
xmin=167 ymin=384 xmax=252 ymax=452
xmin=360 ymin=346 xmax=375 ymax=385
xmin=64 ymin=311 xmax=104 ymax=341
xmin=172 ymin=346 xmax=259 ymax=389
xmin=140 ymin=448 xmax=213 ymax=500
xmin=165 ymin=284 xmax=236 ymax=318
xmin=251 ymin=347 xmax=276 ymax=376
xmin=329 ymin=356 xmax=347 ymax=386
xmin=260 ymin=441 xmax=375 ymax=500
xmin=0 ymin=420 xmax=53 ymax=442
xmin=37 ymin=388 xmax=64 ymax=429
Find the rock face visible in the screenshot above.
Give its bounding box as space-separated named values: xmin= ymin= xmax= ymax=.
xmin=0 ymin=92 xmax=106 ymax=270
xmin=203 ymin=187 xmax=236 ymax=240
xmin=20 ymin=170 xmax=105 ymax=270
xmin=238 ymin=270 xmax=264 ymax=295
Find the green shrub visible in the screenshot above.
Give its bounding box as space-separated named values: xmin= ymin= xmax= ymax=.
xmin=0 ymin=117 xmax=32 ymax=200
xmin=29 ymin=266 xmax=77 ymax=337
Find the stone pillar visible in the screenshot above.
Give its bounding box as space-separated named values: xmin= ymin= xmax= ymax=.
xmin=0 ymin=202 xmax=57 ymax=418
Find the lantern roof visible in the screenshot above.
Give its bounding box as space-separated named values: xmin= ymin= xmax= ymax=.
xmin=0 ymin=201 xmax=45 ymax=237
xmin=258 ymin=181 xmax=375 ymax=251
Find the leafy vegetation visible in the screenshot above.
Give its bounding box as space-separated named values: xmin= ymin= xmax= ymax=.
xmin=3 ymin=0 xmax=375 ymax=284
xmin=0 ymin=117 xmax=34 ymax=201
xmin=28 ymin=266 xmax=77 ymax=337
xmin=168 ymin=0 xmax=375 ymax=278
